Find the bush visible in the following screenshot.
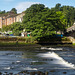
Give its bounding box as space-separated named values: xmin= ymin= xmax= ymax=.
xmin=62 ymin=37 xmax=70 ymax=41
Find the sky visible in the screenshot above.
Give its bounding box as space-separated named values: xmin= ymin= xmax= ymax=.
xmin=0 ymin=0 xmax=75 ymax=13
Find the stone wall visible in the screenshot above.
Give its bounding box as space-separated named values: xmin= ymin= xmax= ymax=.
xmin=68 ymin=37 xmax=75 ymax=44
xmin=16 ymin=13 xmax=25 ymax=22
xmin=67 ymin=31 xmax=75 ymax=38
xmin=67 ymin=22 xmax=75 ymax=32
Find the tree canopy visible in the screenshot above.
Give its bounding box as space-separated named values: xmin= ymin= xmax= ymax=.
xmin=2 ymin=3 xmax=75 ymax=40
xmin=23 ymin=4 xmax=67 ymax=39
xmin=0 ymin=8 xmax=17 ymax=15
xmin=2 ymin=22 xmax=23 ymax=36
xmin=10 ymin=8 xmax=17 ymax=14
xmin=51 ymin=3 xmax=75 ymax=27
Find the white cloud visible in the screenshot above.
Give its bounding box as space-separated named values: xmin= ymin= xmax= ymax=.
xmin=16 ymin=2 xmax=40 ymax=13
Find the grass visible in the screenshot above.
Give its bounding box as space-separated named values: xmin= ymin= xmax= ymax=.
xmin=0 ymin=36 xmax=73 ymax=47
xmin=61 ymin=37 xmax=70 ymax=41
xmin=0 ymin=36 xmax=36 ymax=44
xmin=73 ymin=43 xmax=75 ymax=45
xmin=0 ymin=42 xmax=36 ymax=46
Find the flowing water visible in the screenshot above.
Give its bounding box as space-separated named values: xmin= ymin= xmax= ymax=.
xmin=0 ymin=46 xmax=75 ymax=75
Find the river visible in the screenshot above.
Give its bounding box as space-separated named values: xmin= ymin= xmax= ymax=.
xmin=0 ymin=46 xmax=75 ymax=75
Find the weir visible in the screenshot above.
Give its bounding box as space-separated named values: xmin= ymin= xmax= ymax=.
xmin=0 ymin=46 xmax=75 ymax=75
xmin=39 ymin=47 xmax=75 ymax=69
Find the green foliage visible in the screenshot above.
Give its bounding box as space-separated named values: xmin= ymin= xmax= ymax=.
xmin=2 ymin=3 xmax=75 ymax=41
xmin=73 ymin=43 xmax=75 ymax=45
xmin=60 ymin=6 xmax=75 ymax=26
xmin=11 ymin=22 xmax=23 ymax=36
xmin=55 ymin=3 xmax=61 ymax=11
xmin=0 ymin=8 xmax=17 ymax=16
xmin=23 ymin=4 xmax=67 ymax=40
xmin=10 ymin=8 xmax=17 ymax=14
xmin=61 ymin=37 xmax=70 ymax=41
xmin=0 ymin=10 xmax=6 ymax=14
xmin=0 ymin=37 xmax=36 ymax=45
xmin=52 ymin=4 xmax=75 ymax=27
xmin=56 ymin=11 xmax=67 ymax=30
xmin=0 ymin=28 xmax=2 ymax=31
xmin=23 ymin=4 xmax=45 ymax=23
xmin=2 ymin=22 xmax=23 ymax=36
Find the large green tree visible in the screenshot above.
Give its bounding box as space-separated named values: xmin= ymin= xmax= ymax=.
xmin=23 ymin=4 xmax=67 ymax=39
xmin=53 ymin=4 xmax=75 ymax=27
xmin=23 ymin=4 xmax=45 ymax=23
xmin=60 ymin=6 xmax=75 ymax=26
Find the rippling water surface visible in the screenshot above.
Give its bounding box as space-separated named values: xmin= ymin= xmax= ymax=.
xmin=0 ymin=46 xmax=75 ymax=75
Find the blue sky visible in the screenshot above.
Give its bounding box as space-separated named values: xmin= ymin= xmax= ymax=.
xmin=0 ymin=0 xmax=75 ymax=13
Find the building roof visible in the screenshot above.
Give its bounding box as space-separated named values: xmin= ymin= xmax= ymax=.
xmin=0 ymin=11 xmax=17 ymax=18
xmin=0 ymin=13 xmax=8 ymax=17
xmin=0 ymin=12 xmax=25 ymax=18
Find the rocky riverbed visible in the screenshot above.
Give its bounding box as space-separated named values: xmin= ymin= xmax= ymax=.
xmin=0 ymin=46 xmax=75 ymax=75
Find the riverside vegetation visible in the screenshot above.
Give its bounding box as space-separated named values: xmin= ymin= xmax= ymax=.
xmin=0 ymin=36 xmax=72 ymax=46
xmin=0 ymin=3 xmax=75 ymax=44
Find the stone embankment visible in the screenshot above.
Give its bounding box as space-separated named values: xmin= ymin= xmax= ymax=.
xmin=68 ymin=37 xmax=75 ymax=44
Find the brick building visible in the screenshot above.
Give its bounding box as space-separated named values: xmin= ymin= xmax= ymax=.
xmin=0 ymin=12 xmax=25 ymax=28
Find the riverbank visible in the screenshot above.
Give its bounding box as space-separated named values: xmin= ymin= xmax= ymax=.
xmin=0 ymin=36 xmax=74 ymax=50
xmin=0 ymin=42 xmax=75 ymax=51
xmin=67 ymin=36 xmax=75 ymax=44
xmin=0 ymin=36 xmax=72 ymax=44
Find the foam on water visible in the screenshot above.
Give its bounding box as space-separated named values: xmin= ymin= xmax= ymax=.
xmin=48 ymin=48 xmax=63 ymax=50
xmin=16 ymin=61 xmax=21 ymax=63
xmin=24 ymin=67 xmax=38 ymax=70
xmin=4 ymin=67 xmax=10 ymax=70
xmin=37 ymin=52 xmax=75 ymax=69
xmin=41 ymin=47 xmax=63 ymax=50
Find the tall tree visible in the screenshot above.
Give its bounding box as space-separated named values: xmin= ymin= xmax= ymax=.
xmin=23 ymin=4 xmax=45 ymax=23
xmin=23 ymin=4 xmax=67 ymax=39
xmin=55 ymin=3 xmax=61 ymax=11
xmin=60 ymin=6 xmax=75 ymax=26
xmin=52 ymin=4 xmax=75 ymax=27
xmin=11 ymin=8 xmax=17 ymax=14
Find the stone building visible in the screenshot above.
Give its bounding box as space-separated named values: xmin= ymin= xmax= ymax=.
xmin=0 ymin=12 xmax=25 ymax=28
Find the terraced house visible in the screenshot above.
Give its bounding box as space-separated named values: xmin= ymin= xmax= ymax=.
xmin=0 ymin=11 xmax=25 ymax=28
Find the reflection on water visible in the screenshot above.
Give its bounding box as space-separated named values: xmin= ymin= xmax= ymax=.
xmin=0 ymin=46 xmax=75 ymax=74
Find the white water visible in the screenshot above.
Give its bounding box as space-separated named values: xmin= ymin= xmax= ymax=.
xmin=37 ymin=52 xmax=75 ymax=69
xmin=24 ymin=67 xmax=38 ymax=70
xmin=4 ymin=67 xmax=10 ymax=70
xmin=41 ymin=47 xmax=63 ymax=50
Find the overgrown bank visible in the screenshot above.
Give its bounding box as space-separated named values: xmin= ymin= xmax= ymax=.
xmin=1 ymin=4 xmax=75 ymax=44
xmin=0 ymin=36 xmax=75 ymax=51
xmin=0 ymin=36 xmax=72 ymax=46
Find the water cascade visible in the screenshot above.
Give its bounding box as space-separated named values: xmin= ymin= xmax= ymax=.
xmin=38 ymin=51 xmax=75 ymax=69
